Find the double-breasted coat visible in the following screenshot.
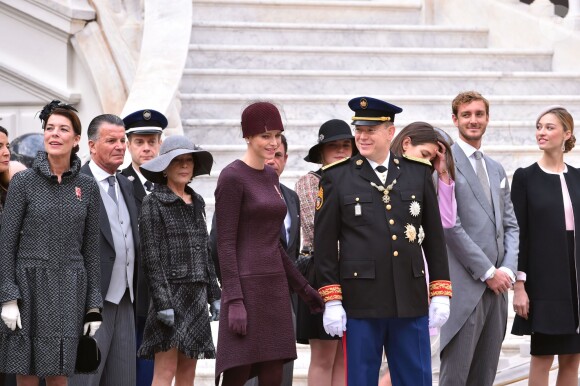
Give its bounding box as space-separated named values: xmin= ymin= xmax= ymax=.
xmin=314 ymin=153 xmax=451 ymax=318
xmin=0 ymin=152 xmax=102 ymax=376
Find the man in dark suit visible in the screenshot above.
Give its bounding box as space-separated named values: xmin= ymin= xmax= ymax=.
xmin=120 ymin=109 xmax=166 ymax=386
xmin=209 ymin=134 xmax=300 ymax=386
xmin=70 ymin=114 xmax=140 ymax=386
xmin=315 ymin=97 xmax=452 ymax=386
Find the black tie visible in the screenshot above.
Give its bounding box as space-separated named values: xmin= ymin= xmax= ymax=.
xmin=375 ymin=165 xmax=387 ymax=184
xmin=144 ymin=181 xmax=154 ymax=192
xmin=375 ymin=165 xmax=387 ymax=173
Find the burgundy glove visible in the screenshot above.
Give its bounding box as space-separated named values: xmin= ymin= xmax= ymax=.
xmin=297 ymin=284 xmax=325 ymax=314
xmin=228 ymin=299 xmax=247 ymax=335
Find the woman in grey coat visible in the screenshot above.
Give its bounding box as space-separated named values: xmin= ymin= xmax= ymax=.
xmin=138 ymin=135 xmax=221 ymax=386
xmin=0 ymin=100 xmax=102 ymax=385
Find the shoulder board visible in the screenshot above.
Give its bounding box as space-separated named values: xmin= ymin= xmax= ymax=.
xmin=403 ymin=154 xmax=432 ymax=166
xmin=322 ymin=157 xmax=350 ymax=171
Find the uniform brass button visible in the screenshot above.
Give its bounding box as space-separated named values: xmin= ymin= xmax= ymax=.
xmin=412 ymin=195 xmax=416 ymax=199
xmin=389 ymin=219 xmax=394 ymax=225
xmin=392 ymin=235 xmax=397 ymax=240
xmin=393 ymin=251 xmax=399 ymax=256
xmin=386 ymin=204 xmax=392 ymax=210
xmin=422 ymin=270 xmax=425 ymax=274
xmin=354 ymin=272 xmax=358 ymax=277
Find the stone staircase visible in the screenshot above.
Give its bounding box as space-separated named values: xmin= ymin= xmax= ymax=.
xmin=182 ymin=0 xmax=580 ymax=384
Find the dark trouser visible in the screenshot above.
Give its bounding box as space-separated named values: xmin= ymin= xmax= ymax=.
xmin=135 ymin=315 xmax=154 ymax=386
xmin=345 ymin=316 xmax=431 ymax=386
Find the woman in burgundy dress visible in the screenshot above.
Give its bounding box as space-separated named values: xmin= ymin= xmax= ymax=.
xmin=214 ymin=102 xmax=324 ymax=386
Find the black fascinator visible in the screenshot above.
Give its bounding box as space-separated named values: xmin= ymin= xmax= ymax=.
xmin=39 ymin=100 xmax=78 ymax=127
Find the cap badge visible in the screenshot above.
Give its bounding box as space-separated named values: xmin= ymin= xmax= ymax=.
xmin=360 ymin=98 xmax=368 ymax=110
xmin=143 ymin=110 xmax=151 ymax=120
xmin=319 ymin=134 xmax=325 ymax=143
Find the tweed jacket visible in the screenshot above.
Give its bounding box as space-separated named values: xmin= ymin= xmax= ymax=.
xmin=139 ymin=184 xmax=220 ymax=312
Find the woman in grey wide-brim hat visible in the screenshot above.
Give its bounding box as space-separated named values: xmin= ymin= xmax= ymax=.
xmin=137 ymin=135 xmax=221 ymax=386
xmin=296 ymin=118 xmax=357 ymax=386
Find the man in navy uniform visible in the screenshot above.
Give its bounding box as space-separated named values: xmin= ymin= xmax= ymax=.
xmin=121 ymin=109 xmax=165 ymax=386
xmin=314 ymin=97 xmax=452 ymax=385
xmin=121 ymin=109 xmax=165 ymax=212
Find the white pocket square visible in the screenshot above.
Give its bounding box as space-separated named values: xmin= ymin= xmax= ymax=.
xmin=500 ymin=178 xmax=506 ymax=189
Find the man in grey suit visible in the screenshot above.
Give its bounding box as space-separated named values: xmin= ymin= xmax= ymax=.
xmin=71 ymin=114 xmax=139 ymax=386
xmin=439 ymin=91 xmax=519 ymax=386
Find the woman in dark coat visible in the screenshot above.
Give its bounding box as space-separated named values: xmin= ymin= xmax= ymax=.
xmin=138 ymin=135 xmax=221 ymax=386
xmin=0 ymin=100 xmax=102 ymax=385
xmin=214 ymin=101 xmax=324 ymax=386
xmin=512 ymin=105 xmax=580 ymax=385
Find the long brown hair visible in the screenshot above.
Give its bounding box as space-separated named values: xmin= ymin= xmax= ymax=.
xmin=390 ymin=121 xmax=456 ymax=181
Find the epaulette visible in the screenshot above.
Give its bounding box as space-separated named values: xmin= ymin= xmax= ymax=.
xmin=321 ymin=157 xmax=350 ymax=171
xmin=402 ymin=154 xmax=432 ymax=166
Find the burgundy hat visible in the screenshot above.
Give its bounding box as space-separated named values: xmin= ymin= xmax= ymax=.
xmin=241 ymin=102 xmax=284 ymax=137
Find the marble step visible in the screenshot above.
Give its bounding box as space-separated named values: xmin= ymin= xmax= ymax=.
xmin=187 ymin=45 xmax=553 ymax=72
xmin=181 ymin=69 xmax=580 ymax=95
xmin=183 ymin=119 xmax=540 ymax=146
xmin=192 ymin=0 xmax=422 ymax=25
xmin=190 ymin=21 xmax=489 ymax=48
xmin=180 ymin=93 xmax=580 ymax=122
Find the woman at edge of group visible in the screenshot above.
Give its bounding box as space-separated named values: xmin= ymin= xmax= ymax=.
xmin=295 ymin=118 xmax=356 ymax=386
xmin=0 ymin=100 xmax=103 ymax=386
xmin=137 ymin=135 xmax=221 ymax=386
xmin=0 ymin=126 xmax=27 ymax=386
xmin=214 ymin=101 xmax=324 ymax=386
xmin=512 ymin=106 xmax=580 ymax=386
xmin=380 ymin=121 xmax=457 ymax=386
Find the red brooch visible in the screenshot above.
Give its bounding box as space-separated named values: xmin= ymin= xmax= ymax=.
xmin=75 ymin=187 xmax=82 ymax=201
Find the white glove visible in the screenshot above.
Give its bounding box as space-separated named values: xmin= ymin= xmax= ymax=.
xmin=429 ymin=296 xmax=450 ymax=329
xmin=1 ymin=300 xmax=22 ymax=331
xmin=83 ymin=309 xmax=102 ymax=337
xmin=323 ymin=300 xmax=347 ymax=337
xmin=83 ymin=321 xmax=102 ymax=337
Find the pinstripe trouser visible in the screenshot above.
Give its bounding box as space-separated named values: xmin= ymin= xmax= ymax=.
xmin=70 ymin=291 xmax=136 ymax=386
xmin=439 ymin=290 xmax=507 ymax=386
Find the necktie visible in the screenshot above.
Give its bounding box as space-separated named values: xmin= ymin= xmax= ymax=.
xmin=107 ymin=175 xmax=118 ymax=205
xmin=474 ymin=151 xmax=492 ymax=204
xmin=375 ymin=165 xmax=387 ymax=184
xmin=144 ymin=180 xmax=154 ymax=192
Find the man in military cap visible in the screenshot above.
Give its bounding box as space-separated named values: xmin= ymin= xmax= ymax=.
xmin=121 ymin=109 xmax=166 ymax=212
xmin=121 ymin=109 xmax=165 ymax=386
xmin=314 ymin=96 xmax=452 ymax=385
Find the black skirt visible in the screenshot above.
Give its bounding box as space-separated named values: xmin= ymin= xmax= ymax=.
xmin=531 ymin=231 xmax=580 ymax=355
